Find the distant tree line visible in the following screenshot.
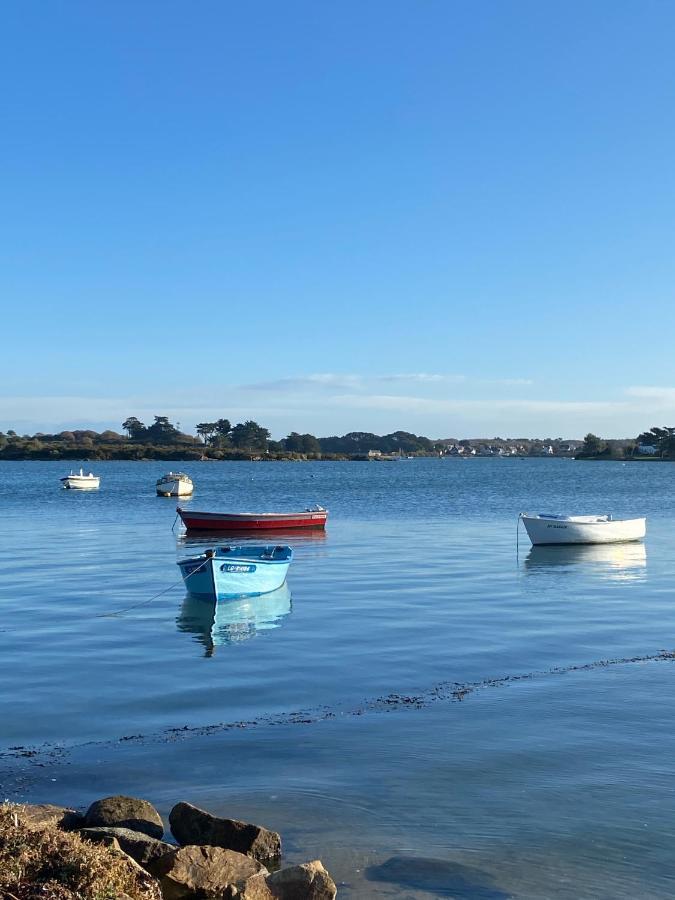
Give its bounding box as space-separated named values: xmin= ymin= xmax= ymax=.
xmin=633 ymin=426 xmax=675 ymax=458
xmin=14 ymin=415 xmax=661 ymax=461
xmin=577 ymin=426 xmax=675 ymax=460
xmin=318 ymin=430 xmax=434 ymax=454
xmin=0 ymin=416 xmax=439 ymax=461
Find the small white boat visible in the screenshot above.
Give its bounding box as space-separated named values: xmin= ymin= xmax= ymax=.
xmin=60 ymin=468 xmax=100 ymax=490
xmin=520 ymin=513 xmax=646 ymax=546
xmin=156 ymin=472 xmax=193 ymax=497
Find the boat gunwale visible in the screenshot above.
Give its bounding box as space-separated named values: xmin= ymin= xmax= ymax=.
xmin=178 ymin=545 xmax=294 ymax=567
xmin=521 ymin=514 xmax=645 ymax=526
xmin=177 ymin=507 xmax=326 ymax=519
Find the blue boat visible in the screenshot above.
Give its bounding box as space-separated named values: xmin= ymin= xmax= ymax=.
xmin=177 ymin=545 xmax=293 ymax=600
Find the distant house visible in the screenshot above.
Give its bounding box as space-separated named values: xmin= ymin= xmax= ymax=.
xmin=637 ymin=444 xmax=659 ymax=455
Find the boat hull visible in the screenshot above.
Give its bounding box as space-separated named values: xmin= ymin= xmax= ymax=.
xmin=61 ymin=477 xmax=100 ymax=490
xmin=177 ymin=507 xmax=328 ymax=531
xmin=521 ymin=515 xmax=646 ymax=546
xmin=178 ymin=546 xmax=292 ymax=600
xmin=157 ymin=480 xmax=193 ymax=497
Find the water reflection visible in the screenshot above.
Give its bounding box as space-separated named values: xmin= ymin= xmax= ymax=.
xmin=176 ymin=583 xmax=292 ymax=656
xmin=524 ymin=542 xmax=647 ymax=581
xmin=177 ymin=529 xmax=327 ymax=549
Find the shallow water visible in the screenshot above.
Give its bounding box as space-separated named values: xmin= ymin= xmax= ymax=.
xmin=2 ymin=458 xmax=675 ymax=897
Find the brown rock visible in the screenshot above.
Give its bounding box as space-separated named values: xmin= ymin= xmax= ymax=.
xmin=18 ymin=803 xmax=84 ymax=831
xmin=103 ymin=839 xmax=162 ymax=892
xmin=169 ymin=801 xmax=281 ymax=861
xmin=150 ymin=845 xmax=271 ymax=899
xmin=84 ymin=795 xmax=164 ymax=840
xmin=267 ymin=860 xmax=337 ymax=900
xmin=80 ymin=826 xmax=174 ymax=869
xmin=238 ymin=872 xmax=276 ymax=899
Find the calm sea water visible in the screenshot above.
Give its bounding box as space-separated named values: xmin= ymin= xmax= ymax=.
xmin=2 ymin=458 xmax=675 ymax=898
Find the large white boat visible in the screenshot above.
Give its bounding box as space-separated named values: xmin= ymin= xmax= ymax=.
xmin=60 ymin=468 xmax=100 ymax=490
xmin=156 ymin=472 xmax=194 ymax=497
xmin=520 ymin=513 xmax=646 ymax=546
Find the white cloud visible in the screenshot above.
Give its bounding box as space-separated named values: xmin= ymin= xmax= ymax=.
xmin=241 ymin=374 xmax=365 ymax=392
xmin=328 ymin=393 xmax=623 ymax=415
xmin=625 ymin=386 xmax=675 ymax=405
xmin=378 ymin=373 xmax=467 ymax=384
xmin=480 ymin=377 xmax=534 ymax=386
xmin=3 ymin=379 xmax=666 ymax=440
xmin=240 ymin=372 xmax=530 ymax=393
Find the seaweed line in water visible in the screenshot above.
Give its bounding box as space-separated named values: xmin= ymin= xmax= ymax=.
xmin=2 ymin=649 xmax=674 ymax=768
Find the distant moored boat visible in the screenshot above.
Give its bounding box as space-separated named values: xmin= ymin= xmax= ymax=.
xmin=520 ymin=513 xmax=646 ymax=546
xmin=176 ymin=505 xmax=328 ymax=531
xmin=156 ymin=472 xmax=193 ymax=497
xmin=60 ymin=468 xmax=100 ymax=490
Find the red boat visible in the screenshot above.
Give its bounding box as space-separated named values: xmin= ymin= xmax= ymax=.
xmin=176 ymin=505 xmax=328 ymax=532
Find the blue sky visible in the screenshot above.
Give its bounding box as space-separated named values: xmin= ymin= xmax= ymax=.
xmin=2 ymin=1 xmax=674 ymax=439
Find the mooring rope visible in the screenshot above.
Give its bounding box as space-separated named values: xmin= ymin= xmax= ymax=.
xmin=96 ymin=555 xmax=212 ymax=618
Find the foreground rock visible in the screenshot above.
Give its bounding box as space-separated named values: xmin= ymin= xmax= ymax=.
xmin=170 ymin=801 xmax=281 ymax=861
xmin=18 ymin=802 xmax=84 ymax=831
xmin=6 ymin=798 xmax=337 ymax=899
xmin=80 ymin=826 xmax=175 ymax=868
xmin=149 ymin=845 xmax=272 ymax=899
xmin=267 ymin=860 xmax=337 ymax=900
xmin=106 ymin=836 xmax=161 ymax=880
xmin=0 ymin=802 xmax=160 ymax=900
xmin=84 ymin=795 xmax=165 ymax=840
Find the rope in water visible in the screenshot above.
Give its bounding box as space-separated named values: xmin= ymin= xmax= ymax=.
xmin=96 ymin=554 xmax=212 ymax=618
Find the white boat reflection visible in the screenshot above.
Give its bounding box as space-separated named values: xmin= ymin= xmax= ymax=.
xmin=524 ymin=541 xmax=647 ymax=581
xmin=176 ymin=583 xmax=292 ymax=655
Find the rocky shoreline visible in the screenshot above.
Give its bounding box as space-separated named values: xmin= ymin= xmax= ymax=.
xmin=2 ymin=795 xmax=337 ymax=899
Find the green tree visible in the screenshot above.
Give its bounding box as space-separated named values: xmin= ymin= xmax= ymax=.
xmin=582 ymin=433 xmax=604 ymax=455
xmin=301 ymin=433 xmax=321 ymax=454
xmin=196 ymin=422 xmax=217 ymax=444
xmin=636 ymin=427 xmax=675 ymax=457
xmin=284 ymin=432 xmax=304 ymax=452
xmin=122 ymin=417 xmax=146 ymax=440
xmin=230 ymin=420 xmax=270 ymax=450
xmin=215 ymin=418 xmax=231 ymax=438
xmin=146 ymin=416 xmax=179 ymax=445
xmin=656 ymin=427 xmax=675 ymax=457
xmin=213 ymin=418 xmax=232 ymax=447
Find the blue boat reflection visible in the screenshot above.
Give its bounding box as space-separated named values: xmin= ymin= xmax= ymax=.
xmin=176 ymin=583 xmax=292 ymax=656
xmin=523 ymin=542 xmax=647 ymax=581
